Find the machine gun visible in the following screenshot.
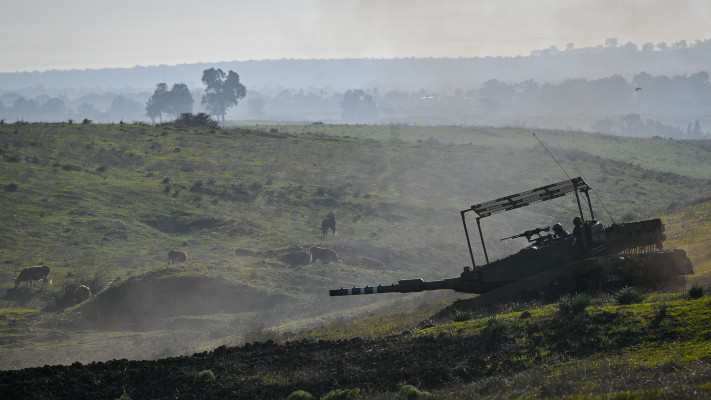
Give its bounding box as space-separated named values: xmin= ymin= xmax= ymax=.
xmin=500 ymin=226 xmax=550 ymax=242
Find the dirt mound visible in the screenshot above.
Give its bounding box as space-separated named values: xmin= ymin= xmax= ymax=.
xmin=76 ymin=273 xmax=290 ymax=330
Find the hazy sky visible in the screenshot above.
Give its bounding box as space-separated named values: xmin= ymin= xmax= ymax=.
xmin=2 ymin=0 xmax=710 ymax=73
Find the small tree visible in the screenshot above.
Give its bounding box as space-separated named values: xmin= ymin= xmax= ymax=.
xmin=341 ymin=89 xmax=377 ymax=122
xmin=201 ymin=68 xmax=246 ymax=122
xmin=146 ymin=83 xmax=169 ymax=123
xmin=167 ymin=83 xmax=194 ymax=119
xmin=146 ymin=83 xmax=194 ymax=123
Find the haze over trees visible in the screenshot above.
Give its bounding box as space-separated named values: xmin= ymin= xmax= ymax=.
xmin=0 ymin=38 xmax=710 ymax=138
xmin=200 ymin=68 xmax=246 ymax=122
xmin=341 ymin=89 xmax=377 ymax=122
xmin=145 ymin=83 xmax=194 ymax=123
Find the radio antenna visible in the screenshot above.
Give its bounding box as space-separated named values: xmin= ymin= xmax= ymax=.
xmin=532 ymin=133 xmax=572 ymax=181
xmin=532 ymin=132 xmax=616 ymax=224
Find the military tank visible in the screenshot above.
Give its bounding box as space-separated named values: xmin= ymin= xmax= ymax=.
xmin=329 ymin=177 xmax=693 ymax=306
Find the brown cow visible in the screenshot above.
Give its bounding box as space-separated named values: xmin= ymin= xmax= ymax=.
xmin=15 ymin=265 xmax=52 ymax=289
xmin=73 ymin=284 xmax=92 ymax=303
xmin=309 ymin=246 xmax=342 ymax=264
xmin=168 ymin=249 xmax=188 ymax=265
xmin=360 ymin=256 xmax=385 ymax=269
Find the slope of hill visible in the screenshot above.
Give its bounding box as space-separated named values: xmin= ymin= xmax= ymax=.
xmin=2 ymin=290 xmax=711 ymax=399
xmin=1 ymin=122 xmax=710 ymax=376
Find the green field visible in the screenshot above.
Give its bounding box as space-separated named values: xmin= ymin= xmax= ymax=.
xmin=1 ymin=122 xmax=711 ymax=397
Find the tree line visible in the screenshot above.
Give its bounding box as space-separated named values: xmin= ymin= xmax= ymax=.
xmin=145 ymin=68 xmax=246 ymax=123
xmin=1 ymin=68 xmax=709 ymax=140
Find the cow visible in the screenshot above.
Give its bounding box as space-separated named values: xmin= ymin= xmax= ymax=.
xmin=309 ymin=246 xmax=342 ymax=264
xmin=360 ymin=256 xmax=385 ymax=269
xmin=14 ymin=265 xmax=52 ymax=289
xmin=73 ymin=284 xmax=92 ymax=303
xmin=168 ymin=249 xmax=188 ymax=265
xmin=321 ymin=212 xmax=336 ymax=237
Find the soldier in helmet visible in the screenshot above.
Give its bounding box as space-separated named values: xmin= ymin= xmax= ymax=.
xmin=552 ymin=223 xmax=570 ymax=239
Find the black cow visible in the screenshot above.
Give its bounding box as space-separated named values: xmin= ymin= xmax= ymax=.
xmin=15 ymin=265 xmax=52 ymax=289
xmin=321 ymin=212 xmax=336 ymax=237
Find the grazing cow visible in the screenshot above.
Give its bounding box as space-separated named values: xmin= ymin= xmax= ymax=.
xmin=74 ymin=285 xmax=92 ymax=303
xmin=321 ymin=213 xmax=336 ymax=237
xmin=309 ymin=246 xmax=342 ymax=264
xmin=360 ymin=256 xmax=385 ymax=269
xmin=168 ymin=249 xmax=188 ymax=265
xmin=14 ymin=265 xmax=52 ymax=289
xmin=235 ymin=248 xmax=258 ymax=257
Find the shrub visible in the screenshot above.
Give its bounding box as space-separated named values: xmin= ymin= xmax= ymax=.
xmin=688 ymin=285 xmax=704 ymax=299
xmin=616 ymin=287 xmax=646 ymax=305
xmin=82 ymin=118 xmax=92 ymax=124
xmin=326 ymin=183 xmax=349 ymax=198
xmin=452 ymin=310 xmax=473 ymax=322
xmin=190 ymin=180 xmax=204 ymax=193
xmin=62 ymin=164 xmax=82 ymax=172
xmin=287 ymin=390 xmax=315 ymax=400
xmin=174 ymin=112 xmax=219 ymax=129
xmin=196 ymin=369 xmax=216 ymax=382
xmin=558 ymin=293 xmax=591 ymax=314
xmin=399 ymin=384 xmax=434 ymax=399
xmin=3 ymin=182 xmax=18 ymax=192
xmin=321 ymin=388 xmax=361 ymax=400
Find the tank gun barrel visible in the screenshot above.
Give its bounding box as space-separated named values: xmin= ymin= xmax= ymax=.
xmin=329 ymin=269 xmax=482 ymax=296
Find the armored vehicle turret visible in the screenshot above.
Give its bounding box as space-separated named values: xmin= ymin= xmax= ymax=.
xmin=330 ymin=177 xmax=693 ymax=305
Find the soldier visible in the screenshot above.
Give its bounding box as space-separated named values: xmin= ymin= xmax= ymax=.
xmin=552 ymin=223 xmax=569 ymax=239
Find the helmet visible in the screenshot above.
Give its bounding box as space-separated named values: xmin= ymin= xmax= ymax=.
xmin=553 ymin=223 xmax=564 ymax=232
xmin=573 ymin=216 xmax=582 ymax=225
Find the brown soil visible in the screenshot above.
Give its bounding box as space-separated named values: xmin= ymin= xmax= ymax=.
xmin=0 ymin=333 xmax=497 ymax=399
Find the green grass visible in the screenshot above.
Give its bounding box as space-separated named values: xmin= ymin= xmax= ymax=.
xmin=2 ymin=121 xmax=711 ymax=387
xmin=404 ymin=292 xmax=711 ymax=399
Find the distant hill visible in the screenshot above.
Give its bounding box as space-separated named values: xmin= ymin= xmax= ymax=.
xmin=1 ymin=39 xmax=711 ymax=92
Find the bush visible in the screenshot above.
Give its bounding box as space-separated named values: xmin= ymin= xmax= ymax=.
xmin=399 ymin=384 xmax=434 ymax=399
xmin=196 ymin=369 xmax=216 ymax=382
xmin=616 ymin=287 xmax=646 ymax=305
xmin=558 ymin=293 xmax=591 ymax=314
xmin=452 ymin=310 xmax=473 ymax=322
xmin=82 ymin=118 xmax=92 ymax=124
xmin=688 ymin=285 xmax=705 ymax=299
xmin=321 ymin=388 xmax=361 ymax=400
xmin=190 ymin=180 xmax=204 ymax=193
xmin=287 ymin=390 xmax=315 ymax=400
xmin=174 ymin=112 xmax=219 ymax=129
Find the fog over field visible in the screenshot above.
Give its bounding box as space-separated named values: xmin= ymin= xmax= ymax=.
xmin=3 ymin=3 xmax=711 ymax=389
xmin=2 ymin=1 xmax=711 ymax=134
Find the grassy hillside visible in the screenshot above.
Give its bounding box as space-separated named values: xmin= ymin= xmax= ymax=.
xmin=1 ymin=122 xmax=711 ymax=372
